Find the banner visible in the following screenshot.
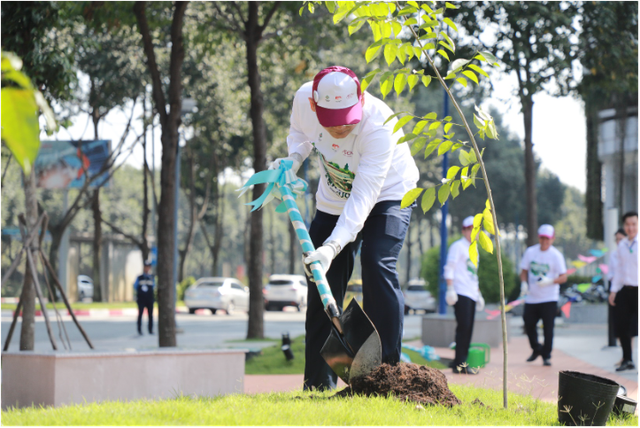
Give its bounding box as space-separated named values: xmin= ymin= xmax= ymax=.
xmin=35 ymin=140 xmax=111 ymax=189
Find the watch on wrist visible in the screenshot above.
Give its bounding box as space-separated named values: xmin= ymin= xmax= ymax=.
xmin=325 ymin=240 xmax=341 ymax=259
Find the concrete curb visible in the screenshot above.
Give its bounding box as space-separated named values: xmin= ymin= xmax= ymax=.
xmin=2 ymin=307 xmax=190 ymax=318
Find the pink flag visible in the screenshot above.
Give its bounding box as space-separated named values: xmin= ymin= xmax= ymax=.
xmin=561 ymin=301 xmax=571 ymax=319
xmin=578 ymin=254 xmax=597 ymax=263
xmin=566 ymin=268 xmax=577 ymax=275
xmin=599 ymin=264 xmax=609 ymax=275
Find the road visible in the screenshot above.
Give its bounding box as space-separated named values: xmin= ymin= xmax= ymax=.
xmin=1 ymin=309 xmax=425 ymax=353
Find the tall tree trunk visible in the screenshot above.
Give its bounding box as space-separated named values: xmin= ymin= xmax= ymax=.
xmin=134 ymin=0 xmax=189 ymax=347
xmin=406 ymin=213 xmax=412 ymax=284
xmin=522 ymin=96 xmax=538 ymax=246
xmin=19 ymin=170 xmax=38 ymax=350
xmin=245 ymin=2 xmax=267 ymax=339
xmin=585 ymin=98 xmax=603 ymax=241
xmin=615 ymin=95 xmax=628 ymax=215
xmin=91 ymin=189 xmax=103 ymax=302
xmin=269 ymin=209 xmax=275 ymax=275
xmin=178 ymin=150 xmax=196 ymax=282
xmin=288 ymin=222 xmax=296 ymax=274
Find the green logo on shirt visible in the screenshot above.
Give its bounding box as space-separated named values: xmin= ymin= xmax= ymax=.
xmin=466 ymin=259 xmax=478 ymax=278
xmin=315 ymin=148 xmax=355 ymax=199
xmin=530 ymin=261 xmax=550 ymax=277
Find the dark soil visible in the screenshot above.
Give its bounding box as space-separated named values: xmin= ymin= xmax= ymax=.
xmin=333 ymin=363 xmax=461 ymax=407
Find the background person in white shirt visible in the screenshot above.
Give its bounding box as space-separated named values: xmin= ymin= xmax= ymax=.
xmin=270 ymin=66 xmax=419 ymax=390
xmin=609 ymin=211 xmax=638 ymax=372
xmin=444 ymin=216 xmax=485 ymax=374
xmin=607 ymin=228 xmax=627 ymax=285
xmin=519 ymin=224 xmax=568 ymax=366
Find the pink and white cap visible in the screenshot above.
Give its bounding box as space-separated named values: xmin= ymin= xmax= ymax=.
xmin=538 ymin=224 xmax=555 ymax=238
xmin=462 ymin=216 xmax=475 ymax=228
xmin=312 ymin=66 xmax=362 ymax=127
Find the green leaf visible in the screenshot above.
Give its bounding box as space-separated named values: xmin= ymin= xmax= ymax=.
xmin=397 ymin=5 xmax=418 ymax=16
xmin=421 ymin=3 xmax=433 ymax=13
xmin=421 ymin=75 xmax=432 ymax=88
xmin=468 ymin=64 xmax=489 ymax=78
xmin=444 ymin=72 xmax=457 ymax=80
xmin=333 ymin=4 xmax=352 ymax=23
xmin=479 ymin=50 xmax=498 ymax=64
xmin=424 ymin=112 xmax=437 ymax=120
xmin=446 ymin=166 xmax=460 ymax=180
xmin=445 ymin=2 xmax=459 ymax=9
xmin=443 ymin=17 xmax=458 ymax=32
xmin=449 ymin=58 xmax=470 ymax=73
xmin=384 ymin=44 xmax=397 ymax=66
xmin=479 ymin=231 xmax=494 ymax=254
xmin=366 ymin=45 xmax=383 ymax=63
xmin=444 ymin=122 xmax=453 ymax=134
xmin=401 ymin=187 xmax=423 ymax=209
xmin=424 ymin=140 xmax=440 ymax=158
xmin=485 ymin=199 xmax=491 ymax=210
xmin=428 ymin=121 xmax=441 ymax=131
xmin=462 ymin=70 xmax=478 ymax=85
xmin=471 ymin=163 xmax=481 ymax=178
xmin=483 ymin=208 xmax=495 ymax=235
xmin=383 ymin=110 xmax=406 ymax=125
xmin=440 ymin=31 xmax=456 ymax=53
xmin=396 ymin=46 xmax=407 ymax=65
xmin=325 ymin=1 xmax=337 ymax=14
xmin=348 ymin=18 xmax=366 ymax=35
xmin=439 ymin=40 xmax=454 ymax=53
xmin=380 ymin=73 xmax=394 ymax=99
xmin=410 ymin=137 xmax=427 ymax=156
xmin=486 ymin=120 xmax=498 ymax=139
xmin=458 ymin=150 xmax=470 ymax=166
xmin=437 ymin=49 xmax=450 ymax=61
xmin=361 ymin=68 xmax=381 ymax=92
xmin=394 ymin=73 xmax=407 ymax=96
xmin=438 ymin=183 xmax=451 ymax=206
xmin=461 ymin=166 xmax=469 ymax=179
xmin=393 ymin=115 xmax=413 ymax=133
xmin=437 ymin=140 xmax=453 ymax=155
xmin=407 ymin=1 xmax=419 ymax=8
xmin=391 ymin=21 xmax=403 ymax=37
xmin=398 ymin=132 xmax=418 ymax=144
xmin=412 ymin=120 xmax=429 ymax=135
xmin=404 ymin=17 xmax=418 ymax=26
xmin=421 ymin=187 xmax=436 ymax=213
xmin=308 ymin=2 xmax=315 ymax=13
xmin=456 ymin=77 xmax=467 ymax=87
xmin=407 ymin=74 xmax=419 ymax=91
xmin=1 ymin=88 xmax=41 ymax=174
xmin=469 ymin=241 xmax=479 ymax=267
xmin=473 ymin=213 xmax=483 ymax=228
xmin=450 ymin=180 xmax=461 ymax=198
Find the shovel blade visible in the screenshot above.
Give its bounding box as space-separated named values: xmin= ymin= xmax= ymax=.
xmin=320 ymin=299 xmax=382 ymax=384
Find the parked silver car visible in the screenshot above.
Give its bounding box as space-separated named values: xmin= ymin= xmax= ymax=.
xmin=77 ymin=275 xmax=94 ymax=300
xmin=263 ymin=274 xmax=308 ymax=311
xmin=403 ymin=278 xmax=436 ymax=314
xmin=184 ymin=277 xmax=249 ymax=315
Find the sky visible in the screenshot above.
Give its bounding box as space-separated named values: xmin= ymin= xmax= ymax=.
xmin=45 ymin=72 xmax=588 ymax=194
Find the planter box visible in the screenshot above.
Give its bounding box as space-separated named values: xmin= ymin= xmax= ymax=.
xmin=2 ymin=348 xmax=245 ymax=409
xmin=421 ymin=314 xmax=511 ymax=348
xmin=564 ymin=303 xmax=608 ymax=324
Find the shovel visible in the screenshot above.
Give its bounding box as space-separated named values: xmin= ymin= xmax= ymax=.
xmin=275 ymin=168 xmax=382 ymax=384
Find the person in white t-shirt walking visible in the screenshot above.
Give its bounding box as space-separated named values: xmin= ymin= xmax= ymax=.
xmin=444 ymin=216 xmax=485 ymax=374
xmin=519 ymin=224 xmax=568 ymax=366
xmin=270 ymin=66 xmax=419 ymax=390
xmin=609 ymin=211 xmax=638 ymax=372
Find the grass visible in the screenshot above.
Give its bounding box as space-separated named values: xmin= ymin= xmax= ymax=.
xmin=1 ymin=301 xmax=187 ymax=311
xmin=243 ymin=336 xmax=447 ymax=374
xmin=3 ymin=384 xmax=637 ymax=426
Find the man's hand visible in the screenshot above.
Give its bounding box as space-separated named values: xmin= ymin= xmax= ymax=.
xmin=536 ymin=275 xmax=555 ymax=287
xmin=268 ymin=153 xmax=303 ymax=174
xmin=520 ymin=281 xmax=529 ymax=297
xmin=303 ymin=245 xmax=337 ymax=276
xmin=608 ymin=291 xmax=617 ymax=306
xmin=445 ymin=286 xmax=458 ymax=306
xmin=477 ymin=293 xmax=485 ymax=311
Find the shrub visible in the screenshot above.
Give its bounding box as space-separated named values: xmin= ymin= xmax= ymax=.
xmin=178 ymin=276 xmax=196 ymax=301
xmin=420 ymin=236 xmax=517 ymax=304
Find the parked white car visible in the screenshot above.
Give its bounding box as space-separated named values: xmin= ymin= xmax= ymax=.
xmin=184 ymin=277 xmax=249 ymax=315
xmin=403 ymin=278 xmax=436 ymax=314
xmin=77 ymin=275 xmax=94 ymax=300
xmin=263 ymin=274 xmax=308 ymax=311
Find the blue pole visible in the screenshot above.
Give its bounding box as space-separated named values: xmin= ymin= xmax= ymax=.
xmin=437 ymin=91 xmax=450 ymax=315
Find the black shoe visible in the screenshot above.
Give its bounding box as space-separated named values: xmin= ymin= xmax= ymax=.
xmin=138 ymin=331 xmax=143 ymax=336
xmin=543 ymin=358 xmax=551 ymax=366
xmin=526 ymin=351 xmax=540 ymax=362
xmin=452 ymin=365 xmax=479 ymax=375
xmin=616 ymin=360 xmax=635 ymax=372
xmin=149 ymin=331 xmax=154 ymax=335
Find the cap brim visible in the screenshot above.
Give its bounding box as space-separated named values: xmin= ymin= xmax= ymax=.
xmin=538 ymin=234 xmax=554 ymax=238
xmin=315 ymin=102 xmax=362 ymax=127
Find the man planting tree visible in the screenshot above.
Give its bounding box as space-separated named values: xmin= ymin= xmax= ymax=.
xmin=270 ymin=66 xmax=419 ymax=390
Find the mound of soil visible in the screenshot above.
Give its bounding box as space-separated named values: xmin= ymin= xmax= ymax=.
xmin=334 ymin=363 xmax=461 ymax=407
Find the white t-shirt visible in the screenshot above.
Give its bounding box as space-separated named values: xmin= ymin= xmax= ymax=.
xmin=607 ymin=249 xmax=619 ymax=282
xmin=611 ymin=236 xmax=639 ymax=292
xmin=443 ymin=237 xmax=480 ymax=301
xmin=520 ymin=244 xmax=567 ymax=304
xmin=286 ymin=81 xmax=419 ymax=249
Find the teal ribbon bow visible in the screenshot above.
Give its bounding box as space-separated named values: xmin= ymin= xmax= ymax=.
xmin=237 ymin=159 xmax=308 ymax=213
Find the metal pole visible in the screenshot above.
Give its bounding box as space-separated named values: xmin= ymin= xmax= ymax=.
xmin=437 ymin=90 xmax=450 ymax=315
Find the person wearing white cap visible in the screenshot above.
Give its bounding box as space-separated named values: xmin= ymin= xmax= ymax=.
xmin=519 ymin=224 xmax=568 ymax=366
xmin=444 ymin=216 xmax=485 ymax=374
xmin=270 ymin=66 xmax=419 ymax=390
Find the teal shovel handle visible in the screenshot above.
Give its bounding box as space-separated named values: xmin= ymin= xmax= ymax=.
xmin=277 ymin=184 xmax=341 ymax=321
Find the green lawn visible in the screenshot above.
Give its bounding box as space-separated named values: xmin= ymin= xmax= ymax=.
xmin=3 ymin=384 xmax=636 ymax=426
xmin=243 ymin=336 xmax=446 ymax=374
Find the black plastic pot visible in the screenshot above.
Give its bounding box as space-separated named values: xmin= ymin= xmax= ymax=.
xmin=612 ymin=395 xmax=637 ymax=417
xmin=558 ymin=371 xmax=619 ymax=426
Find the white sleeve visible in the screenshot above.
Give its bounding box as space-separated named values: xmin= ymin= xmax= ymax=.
xmin=286 ymin=88 xmax=314 ymax=160
xmin=443 ymin=242 xmax=459 ymax=280
xmin=519 ymin=248 xmax=531 ymax=272
xmin=608 ymin=250 xmax=618 ymax=281
xmin=325 ymin=123 xmax=398 ymax=249
xmin=611 ymin=242 xmax=625 ymax=293
xmin=555 ymin=250 xmax=567 ymax=278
